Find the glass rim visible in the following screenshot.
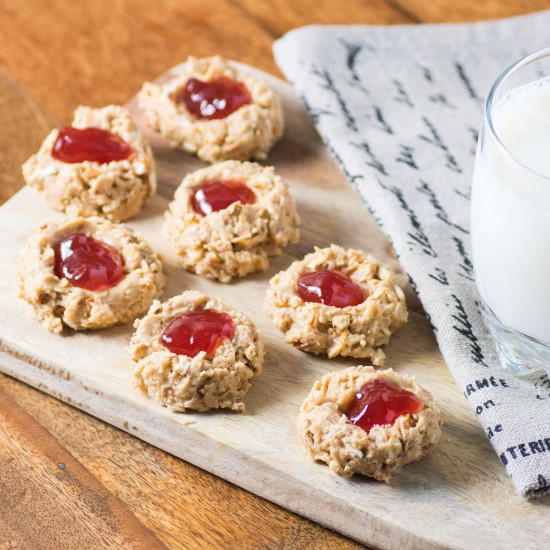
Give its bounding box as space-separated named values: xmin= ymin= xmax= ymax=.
xmin=485 ymin=45 xmax=550 ymax=181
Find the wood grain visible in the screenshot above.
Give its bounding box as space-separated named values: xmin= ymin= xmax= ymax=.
xmin=0 ymin=373 xmax=354 ymax=550
xmin=0 ymin=1 xmax=549 ymax=548
xmin=0 ymin=72 xmax=52 ymax=203
xmin=231 ymin=0 xmax=415 ymax=35
xmin=394 ymin=0 xmax=549 ymax=22
xmin=0 ymin=0 xmax=277 ymax=123
xmin=0 ymin=384 xmax=165 ymax=549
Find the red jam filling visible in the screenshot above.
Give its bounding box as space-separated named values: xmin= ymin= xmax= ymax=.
xmin=180 ymin=76 xmax=252 ymax=120
xmin=345 ymin=379 xmax=423 ymax=434
xmin=52 ymin=127 xmax=133 ymax=164
xmin=297 ymin=269 xmax=365 ymax=308
xmin=161 ymin=310 xmax=235 ymax=357
xmin=53 ymin=233 xmax=125 ymax=291
xmin=190 ymin=179 xmax=256 ymax=216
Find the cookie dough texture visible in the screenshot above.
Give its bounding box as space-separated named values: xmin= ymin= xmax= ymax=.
xmin=164 ymin=160 xmax=300 ymax=282
xmin=298 ymin=366 xmax=442 ymax=481
xmin=22 ymin=105 xmax=156 ymax=222
xmin=139 ymin=55 xmax=284 ymax=162
xmin=265 ymin=245 xmax=407 ymax=364
xmin=17 ymin=217 xmax=165 ymax=334
xmin=130 ymin=291 xmax=264 ymax=412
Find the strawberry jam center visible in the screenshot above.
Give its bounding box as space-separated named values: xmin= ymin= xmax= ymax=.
xmin=345 ymin=379 xmax=423 ymax=434
xmin=297 ymin=269 xmax=365 ymax=308
xmin=52 ymin=127 xmax=133 ymax=164
xmin=180 ymin=76 xmax=252 ymax=120
xmin=53 ymin=233 xmax=125 ymax=291
xmin=191 ymin=180 xmax=256 ymax=216
xmin=161 ymin=310 xmax=235 ymax=357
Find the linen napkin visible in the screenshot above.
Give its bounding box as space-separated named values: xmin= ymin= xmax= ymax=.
xmin=274 ymin=10 xmax=550 ymax=497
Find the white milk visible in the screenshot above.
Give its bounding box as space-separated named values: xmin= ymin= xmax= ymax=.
xmin=472 ymin=77 xmax=550 ymax=344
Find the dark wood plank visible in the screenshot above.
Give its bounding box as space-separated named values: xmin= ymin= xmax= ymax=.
xmin=393 ymin=0 xmax=549 ymax=22
xmin=0 ymin=72 xmax=52 ymax=203
xmin=0 ymin=0 xmax=278 ymax=122
xmin=0 ymin=384 xmax=165 ymax=549
xmin=231 ymin=0 xmax=416 ymax=36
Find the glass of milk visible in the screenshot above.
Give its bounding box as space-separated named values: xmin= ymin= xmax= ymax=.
xmin=472 ymin=47 xmax=550 ymax=376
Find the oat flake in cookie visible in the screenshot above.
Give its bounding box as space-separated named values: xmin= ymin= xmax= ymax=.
xmin=298 ymin=366 xmax=442 ymax=481
xmin=139 ymin=55 xmax=284 ymax=162
xmin=164 ymin=160 xmax=300 ymax=282
xmin=265 ymin=245 xmax=407 ymax=364
xmin=22 ymin=105 xmax=156 ymax=222
xmin=130 ymin=291 xmax=264 ymax=412
xmin=17 ymin=217 xmax=165 ymax=334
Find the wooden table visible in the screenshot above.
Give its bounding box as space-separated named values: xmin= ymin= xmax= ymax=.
xmin=0 ymin=1 xmax=549 ymax=548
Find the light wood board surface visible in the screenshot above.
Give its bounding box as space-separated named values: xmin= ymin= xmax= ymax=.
xmin=1 ymin=62 xmax=550 ymax=550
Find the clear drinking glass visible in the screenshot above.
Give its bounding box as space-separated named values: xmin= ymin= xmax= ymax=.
xmin=471 ymin=47 xmax=550 ymax=377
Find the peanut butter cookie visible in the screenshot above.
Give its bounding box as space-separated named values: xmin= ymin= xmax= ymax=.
xmin=164 ymin=160 xmax=299 ymax=282
xmin=130 ymin=291 xmax=264 ymax=412
xmin=18 ymin=217 xmax=164 ymax=333
xmin=298 ymin=366 xmax=442 ymax=481
xmin=265 ymin=245 xmax=407 ymax=364
xmin=139 ymin=55 xmax=284 ymax=162
xmin=23 ymin=105 xmax=156 ymax=222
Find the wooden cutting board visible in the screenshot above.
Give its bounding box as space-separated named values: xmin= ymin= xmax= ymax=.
xmin=1 ymin=62 xmax=549 ymax=550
